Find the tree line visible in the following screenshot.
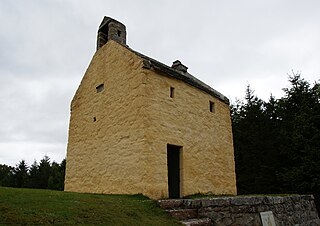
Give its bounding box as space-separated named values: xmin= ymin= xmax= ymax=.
xmin=232 ymin=73 xmax=320 ymax=209
xmin=0 ymin=156 xmax=65 ymax=190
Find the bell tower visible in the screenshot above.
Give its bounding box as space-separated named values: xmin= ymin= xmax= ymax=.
xmin=97 ymin=16 xmax=127 ymax=50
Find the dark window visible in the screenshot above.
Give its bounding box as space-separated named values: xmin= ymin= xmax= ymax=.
xmin=96 ymin=84 xmax=104 ymax=93
xmin=93 ymin=117 xmax=97 ymax=122
xmin=117 ymin=30 xmax=121 ymax=37
xmin=170 ymin=87 xmax=175 ymax=98
xmin=209 ymin=101 xmax=215 ymax=113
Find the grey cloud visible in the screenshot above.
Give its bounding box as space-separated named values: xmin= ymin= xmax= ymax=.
xmin=0 ymin=0 xmax=319 ymax=166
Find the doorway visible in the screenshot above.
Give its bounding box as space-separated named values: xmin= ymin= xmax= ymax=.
xmin=167 ymin=144 xmax=182 ymax=198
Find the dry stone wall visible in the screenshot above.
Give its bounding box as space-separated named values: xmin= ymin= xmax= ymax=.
xmin=158 ymin=195 xmax=320 ymax=226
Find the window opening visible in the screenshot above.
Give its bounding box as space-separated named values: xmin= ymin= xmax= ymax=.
xmin=96 ymin=84 xmax=104 ymax=93
xmin=170 ymin=87 xmax=175 ymax=98
xmin=209 ymin=101 xmax=215 ymax=113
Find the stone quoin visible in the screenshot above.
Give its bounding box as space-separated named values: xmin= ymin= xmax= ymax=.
xmin=64 ymin=16 xmax=237 ymax=199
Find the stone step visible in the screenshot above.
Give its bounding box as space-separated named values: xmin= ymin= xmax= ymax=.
xmin=181 ymin=218 xmax=212 ymax=226
xmin=159 ymin=196 xmax=319 ymax=225
xmin=157 ymin=199 xmax=184 ymax=210
xmin=166 ymin=208 xmax=198 ymax=220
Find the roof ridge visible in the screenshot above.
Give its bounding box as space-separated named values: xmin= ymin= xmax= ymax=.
xmin=111 ymin=41 xmax=230 ymax=104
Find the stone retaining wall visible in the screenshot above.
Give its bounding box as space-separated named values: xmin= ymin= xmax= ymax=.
xmin=158 ymin=195 xmax=320 ymax=225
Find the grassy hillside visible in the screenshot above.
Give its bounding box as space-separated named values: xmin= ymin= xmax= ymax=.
xmin=0 ymin=187 xmax=181 ymax=225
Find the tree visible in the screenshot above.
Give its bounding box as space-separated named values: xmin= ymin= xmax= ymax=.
xmin=0 ymin=164 xmax=14 ymax=187
xmin=48 ymin=160 xmax=65 ymax=190
xmin=37 ymin=156 xmax=51 ymax=189
xmin=1 ymin=156 xmax=66 ymax=191
xmin=60 ymin=158 xmax=66 ymax=190
xmin=232 ymin=74 xmax=320 ymax=211
xmin=27 ymin=160 xmax=40 ymax=188
xmin=277 ymin=74 xmax=320 ymax=196
xmin=232 ymin=85 xmax=281 ymax=194
xmin=13 ymin=160 xmax=28 ymax=188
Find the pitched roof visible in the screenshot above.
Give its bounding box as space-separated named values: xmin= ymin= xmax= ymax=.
xmin=96 ymin=17 xmax=229 ymax=104
xmin=130 ymin=48 xmax=230 ymax=104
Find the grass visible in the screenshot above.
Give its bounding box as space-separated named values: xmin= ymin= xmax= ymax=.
xmin=0 ymin=187 xmax=181 ymax=226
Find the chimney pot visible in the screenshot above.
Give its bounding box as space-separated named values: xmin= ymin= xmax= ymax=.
xmin=172 ymin=60 xmax=188 ymax=73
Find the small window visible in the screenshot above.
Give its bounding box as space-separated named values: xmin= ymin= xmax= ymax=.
xmin=170 ymin=87 xmax=175 ymax=98
xmin=117 ymin=30 xmax=121 ymax=37
xmin=93 ymin=117 xmax=97 ymax=122
xmin=209 ymin=101 xmax=215 ymax=113
xmin=96 ymin=84 xmax=104 ymax=93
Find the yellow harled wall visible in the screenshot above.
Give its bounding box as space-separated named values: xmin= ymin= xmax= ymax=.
xmin=141 ymin=68 xmax=237 ymax=198
xmin=65 ymin=40 xmax=237 ymax=199
xmin=65 ymin=40 xmax=148 ymax=195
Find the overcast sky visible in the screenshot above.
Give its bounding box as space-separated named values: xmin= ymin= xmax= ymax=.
xmin=1 ymin=0 xmax=319 ymax=166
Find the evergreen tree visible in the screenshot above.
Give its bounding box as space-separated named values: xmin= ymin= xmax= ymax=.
xmin=13 ymin=160 xmax=28 ymax=188
xmin=60 ymin=158 xmax=66 ymax=190
xmin=27 ymin=160 xmax=40 ymax=188
xmin=37 ymin=156 xmax=51 ymax=189
xmin=0 ymin=164 xmax=14 ymax=187
xmin=232 ymin=74 xmax=320 ymax=210
xmin=277 ymin=74 xmax=320 ymax=196
xmin=1 ymin=156 xmax=66 ymax=191
xmin=48 ymin=160 xmax=65 ymax=190
xmin=232 ymin=85 xmax=278 ymax=194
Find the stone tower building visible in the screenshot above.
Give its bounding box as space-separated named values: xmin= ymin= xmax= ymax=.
xmin=64 ymin=16 xmax=237 ymax=199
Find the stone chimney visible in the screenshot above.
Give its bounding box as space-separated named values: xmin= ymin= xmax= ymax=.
xmin=97 ymin=16 xmax=126 ymax=50
xmin=172 ymin=60 xmax=188 ymax=73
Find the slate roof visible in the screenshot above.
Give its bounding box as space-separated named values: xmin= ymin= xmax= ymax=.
xmin=97 ymin=16 xmax=229 ymax=104
xmin=131 ymin=48 xmax=230 ymax=104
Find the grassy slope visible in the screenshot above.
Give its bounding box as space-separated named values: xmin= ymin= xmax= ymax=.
xmin=0 ymin=187 xmax=181 ymax=226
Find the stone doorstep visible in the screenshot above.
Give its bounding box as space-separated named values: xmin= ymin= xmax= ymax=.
xmin=166 ymin=209 xmax=198 ymax=220
xmin=181 ymin=218 xmax=212 ymax=226
xmin=157 ymin=199 xmax=184 ymax=210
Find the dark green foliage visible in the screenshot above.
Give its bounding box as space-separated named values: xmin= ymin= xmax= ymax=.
xmin=277 ymin=75 xmax=320 ymax=208
xmin=48 ymin=161 xmax=65 ymax=190
xmin=37 ymin=155 xmax=51 ymax=189
xmin=0 ymin=157 xmax=66 ymax=191
xmin=13 ymin=160 xmax=29 ymax=188
xmin=0 ymin=164 xmax=14 ymax=187
xmin=28 ymin=160 xmax=40 ymax=188
xmin=233 ymin=87 xmax=282 ymax=194
xmin=232 ymin=73 xmax=320 ymax=211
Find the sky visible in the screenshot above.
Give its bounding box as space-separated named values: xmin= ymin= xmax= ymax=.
xmin=0 ymin=0 xmax=319 ymax=167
